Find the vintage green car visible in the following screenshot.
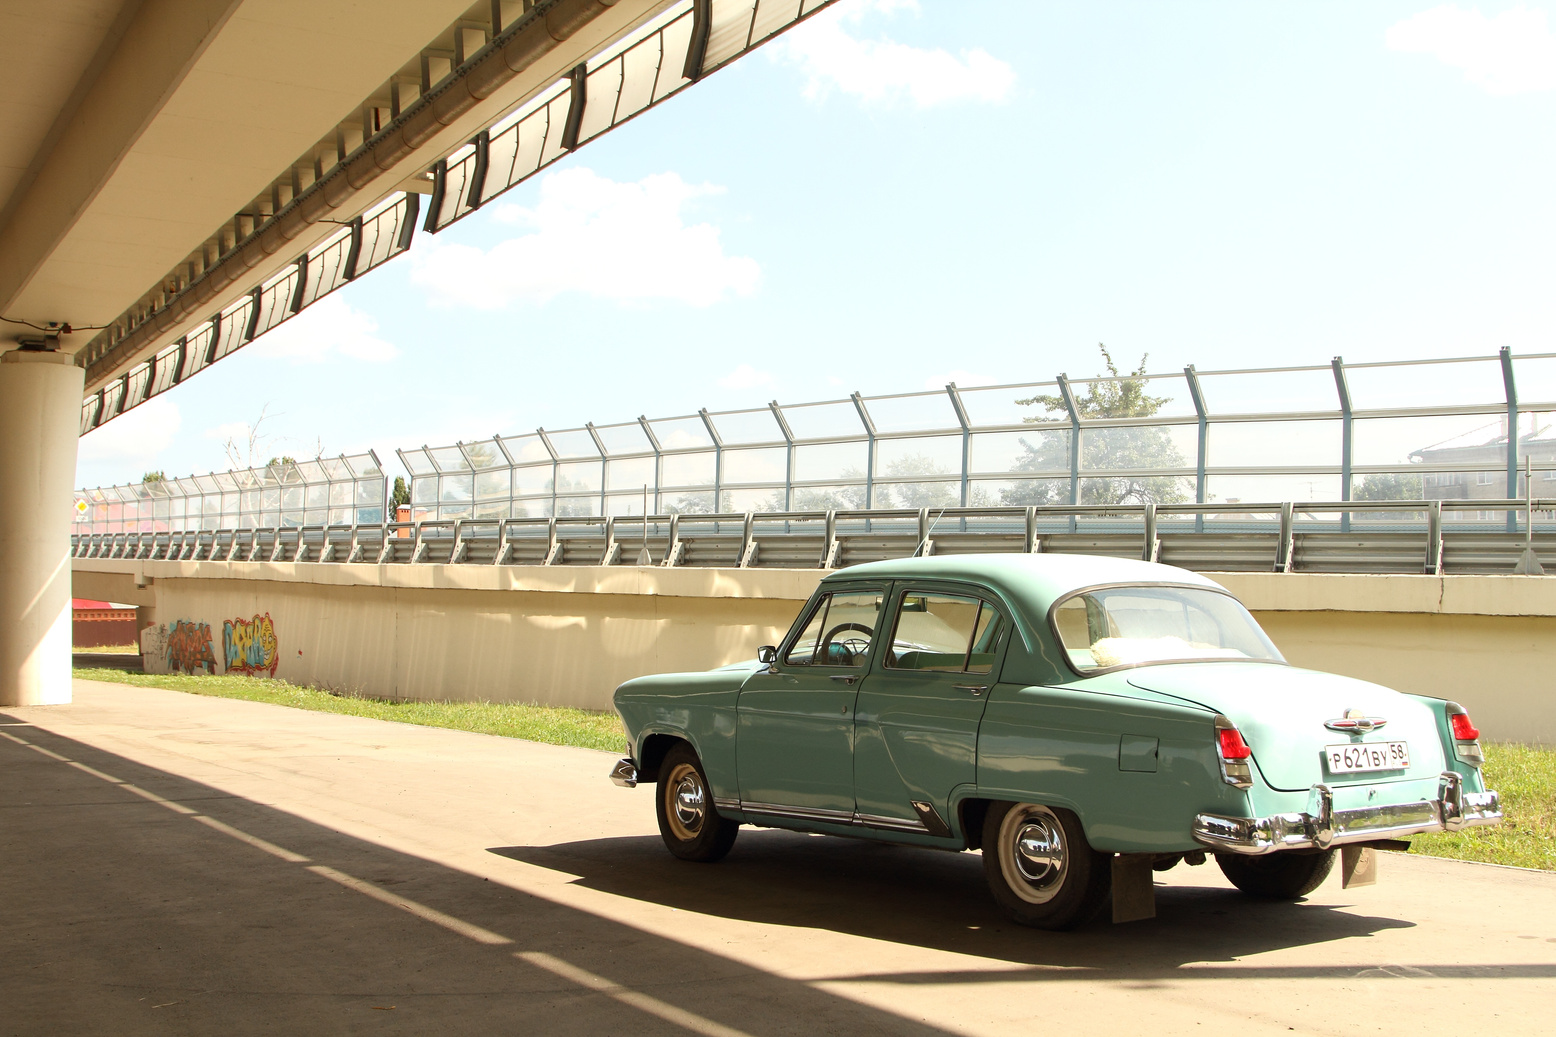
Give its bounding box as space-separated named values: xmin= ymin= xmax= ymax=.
xmin=609 ymin=554 xmax=1500 ymax=929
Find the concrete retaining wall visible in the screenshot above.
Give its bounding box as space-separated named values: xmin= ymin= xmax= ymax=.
xmin=74 ymin=559 xmax=1556 ymax=742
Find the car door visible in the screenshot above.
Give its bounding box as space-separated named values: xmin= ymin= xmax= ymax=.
xmin=736 ymin=584 xmax=888 ymax=822
xmin=852 ymin=585 xmax=1009 ymax=836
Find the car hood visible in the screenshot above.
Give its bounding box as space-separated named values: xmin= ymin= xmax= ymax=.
xmin=1125 ymin=662 xmax=1446 ymax=791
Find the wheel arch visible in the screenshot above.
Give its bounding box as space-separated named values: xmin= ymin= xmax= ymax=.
xmin=637 ymin=730 xmax=695 ymax=785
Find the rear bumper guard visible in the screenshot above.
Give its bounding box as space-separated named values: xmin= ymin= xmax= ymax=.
xmin=1194 ymin=771 xmax=1500 ymax=855
xmin=608 ymin=757 xmax=638 ymax=788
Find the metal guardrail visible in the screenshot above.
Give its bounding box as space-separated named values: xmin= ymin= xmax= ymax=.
xmin=71 ymin=499 xmax=1556 ymax=576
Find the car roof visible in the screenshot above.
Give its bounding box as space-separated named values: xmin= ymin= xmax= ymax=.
xmin=822 ymin=553 xmax=1225 ymax=608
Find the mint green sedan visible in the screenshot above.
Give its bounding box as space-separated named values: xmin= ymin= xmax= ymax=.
xmin=609 ymin=555 xmax=1500 ymax=930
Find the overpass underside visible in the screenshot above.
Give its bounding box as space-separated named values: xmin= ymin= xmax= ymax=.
xmin=1 ymin=0 xmax=834 ymax=706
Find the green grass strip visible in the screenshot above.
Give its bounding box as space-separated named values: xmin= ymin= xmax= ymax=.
xmin=71 ymin=668 xmax=1553 ymax=871
xmin=73 ymin=668 xmax=625 ymax=753
xmin=1408 ymin=742 xmax=1555 ymax=872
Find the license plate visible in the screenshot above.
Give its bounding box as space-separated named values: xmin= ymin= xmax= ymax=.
xmin=1325 ymin=741 xmax=1410 ymax=774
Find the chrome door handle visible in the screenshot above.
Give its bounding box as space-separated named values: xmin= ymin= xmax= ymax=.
xmin=953 ymin=684 xmax=988 ymax=696
xmin=830 ymin=674 xmax=860 ymax=685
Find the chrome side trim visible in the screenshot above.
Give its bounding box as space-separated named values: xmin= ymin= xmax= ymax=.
xmin=1194 ymin=772 xmax=1500 ymax=855
xmin=608 ymin=758 xmax=638 ymax=788
xmin=740 ymin=801 xmax=856 ymax=824
xmin=854 ymin=811 xmax=929 ymax=834
xmin=725 ymin=800 xmax=933 ymax=834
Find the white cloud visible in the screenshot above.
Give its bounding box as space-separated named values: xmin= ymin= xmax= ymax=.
xmin=78 ymin=396 xmax=181 ymax=470
xmin=773 ymin=0 xmax=1015 ymax=107
xmin=1386 ymin=5 xmax=1556 ymax=94
xmin=247 ymin=294 xmax=399 ymax=364
xmin=925 ymin=369 xmax=997 ymax=390
xmin=718 ymin=363 xmax=774 ymax=390
xmin=410 ymin=168 xmax=760 ymax=309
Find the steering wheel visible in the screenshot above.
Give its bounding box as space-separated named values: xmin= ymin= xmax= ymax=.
xmin=820 ymin=622 xmax=874 ymax=665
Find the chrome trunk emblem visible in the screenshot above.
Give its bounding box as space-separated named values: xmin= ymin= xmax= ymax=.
xmin=1325 ymin=709 xmax=1387 ymax=734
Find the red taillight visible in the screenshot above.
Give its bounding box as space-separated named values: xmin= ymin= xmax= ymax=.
xmin=1450 ymin=712 xmax=1480 ymax=741
xmin=1217 ymin=726 xmax=1252 ymax=760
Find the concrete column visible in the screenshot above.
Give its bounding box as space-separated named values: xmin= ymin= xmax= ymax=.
xmin=0 ymin=349 xmax=84 ymax=705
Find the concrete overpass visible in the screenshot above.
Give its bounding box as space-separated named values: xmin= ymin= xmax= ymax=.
xmin=0 ymin=0 xmax=833 ymax=706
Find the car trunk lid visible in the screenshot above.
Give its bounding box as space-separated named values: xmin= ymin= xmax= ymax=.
xmin=1126 ymin=662 xmax=1446 ymax=791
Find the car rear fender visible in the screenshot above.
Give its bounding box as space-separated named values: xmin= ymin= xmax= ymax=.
xmin=976 ymin=683 xmax=1247 ymax=854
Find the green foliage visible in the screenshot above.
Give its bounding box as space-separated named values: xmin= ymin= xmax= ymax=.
xmin=1003 ymin=344 xmax=1190 ymax=507
xmin=1407 ymin=742 xmax=1555 ymax=871
xmin=1352 ymin=472 xmax=1424 ymax=501
xmin=141 ymin=470 xmax=166 ymax=484
xmin=73 ymin=668 xmax=625 ymax=752
xmin=668 ymin=491 xmax=735 ymax=515
xmin=266 ymin=456 xmax=298 ymax=468
xmin=390 ymin=476 xmax=410 ymax=509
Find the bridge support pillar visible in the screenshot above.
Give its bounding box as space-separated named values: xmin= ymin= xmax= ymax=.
xmin=0 ymin=350 xmax=84 ymax=706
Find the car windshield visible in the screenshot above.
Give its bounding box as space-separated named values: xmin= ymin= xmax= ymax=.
xmin=1051 ymin=585 xmax=1284 ymax=674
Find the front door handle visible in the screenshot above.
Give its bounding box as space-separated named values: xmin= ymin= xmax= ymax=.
xmin=830 ymin=674 xmax=860 ymax=685
xmin=953 ymin=684 xmax=988 ymax=696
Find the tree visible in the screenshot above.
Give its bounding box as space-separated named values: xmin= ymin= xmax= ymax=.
xmin=1353 ymin=472 xmax=1423 ymax=501
xmin=141 ymin=470 xmax=165 ymax=484
xmin=390 ymin=477 xmax=410 ymax=509
xmin=1002 ymin=344 xmax=1189 ymax=506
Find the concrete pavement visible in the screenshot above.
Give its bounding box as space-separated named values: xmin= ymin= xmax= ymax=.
xmin=2 ymin=679 xmax=1553 ymax=1035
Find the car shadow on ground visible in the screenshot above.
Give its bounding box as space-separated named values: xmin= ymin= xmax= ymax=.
xmin=492 ymin=827 xmax=1431 ymax=975
xmin=0 ymin=715 xmax=967 ymax=1037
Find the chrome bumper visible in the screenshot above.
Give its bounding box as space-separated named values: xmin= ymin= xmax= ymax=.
xmin=609 ymin=757 xmax=638 ymax=788
xmin=1194 ymin=771 xmax=1501 ymax=856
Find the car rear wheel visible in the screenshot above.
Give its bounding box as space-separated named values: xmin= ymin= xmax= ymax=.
xmin=655 ymin=743 xmax=739 ymax=863
xmin=982 ymin=802 xmax=1111 ymax=930
xmin=1216 ymin=850 xmax=1335 ymax=899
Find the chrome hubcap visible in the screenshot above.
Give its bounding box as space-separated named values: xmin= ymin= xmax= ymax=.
xmin=664 ymin=763 xmax=706 ymax=840
xmin=1014 ymin=818 xmax=1064 ymax=883
xmin=999 ymin=805 xmax=1068 ymax=904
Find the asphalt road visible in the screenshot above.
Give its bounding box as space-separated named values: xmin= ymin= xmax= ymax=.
xmin=2 ymin=680 xmax=1552 ymax=1035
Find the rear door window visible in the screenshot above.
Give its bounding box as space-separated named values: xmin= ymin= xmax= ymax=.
xmin=887 ymin=592 xmax=1007 ymax=674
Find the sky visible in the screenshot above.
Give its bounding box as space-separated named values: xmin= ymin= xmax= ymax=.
xmin=76 ymin=0 xmax=1556 ymax=489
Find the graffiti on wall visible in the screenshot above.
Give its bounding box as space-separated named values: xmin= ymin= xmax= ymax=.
xmin=165 ymin=620 xmax=217 ymax=674
xmin=224 ymin=613 xmax=279 ymax=677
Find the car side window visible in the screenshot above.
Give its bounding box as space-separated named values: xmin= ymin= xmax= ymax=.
xmin=887 ymin=592 xmax=1005 ymax=673
xmin=783 ymin=590 xmax=882 ymax=668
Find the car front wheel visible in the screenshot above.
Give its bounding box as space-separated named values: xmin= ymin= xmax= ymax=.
xmin=1216 ymin=849 xmax=1335 ymax=899
xmin=655 ymin=742 xmax=739 ymax=862
xmin=982 ymin=802 xmax=1111 ymax=930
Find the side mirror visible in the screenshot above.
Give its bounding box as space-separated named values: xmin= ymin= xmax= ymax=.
xmin=757 ymin=645 xmax=777 ymax=667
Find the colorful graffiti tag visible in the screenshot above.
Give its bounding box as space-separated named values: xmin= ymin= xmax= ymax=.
xmin=224 ymin=613 xmax=279 ymax=677
xmin=166 ymin=620 xmax=217 ymax=674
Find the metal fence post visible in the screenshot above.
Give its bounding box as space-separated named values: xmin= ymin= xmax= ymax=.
xmin=638 ymin=416 xmax=662 ymax=516
xmin=1184 ymin=366 xmax=1208 ymax=534
xmin=586 ymin=422 xmax=608 ymax=518
xmin=1332 ymin=357 xmax=1353 ymax=533
xmin=850 ymin=392 xmax=876 ymax=511
xmin=1057 ymin=374 xmax=1081 ymax=532
xmin=769 ymin=401 xmax=795 ymax=512
xmin=536 ymin=427 xmax=558 ymax=518
xmin=946 ymin=383 xmax=972 ymax=511
xmin=1501 ymin=346 xmax=1519 ymax=533
xmin=699 ymin=408 xmax=723 ymax=517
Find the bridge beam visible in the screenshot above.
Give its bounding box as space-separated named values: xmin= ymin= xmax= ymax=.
xmin=0 ymin=349 xmax=83 ymax=705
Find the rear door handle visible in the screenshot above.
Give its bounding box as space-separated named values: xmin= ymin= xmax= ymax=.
xmin=953 ymin=684 xmax=988 ymax=696
xmin=830 ymin=674 xmax=860 ymax=685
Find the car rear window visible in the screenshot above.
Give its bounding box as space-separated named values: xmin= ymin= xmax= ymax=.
xmin=1051 ymin=585 xmax=1284 ymax=673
